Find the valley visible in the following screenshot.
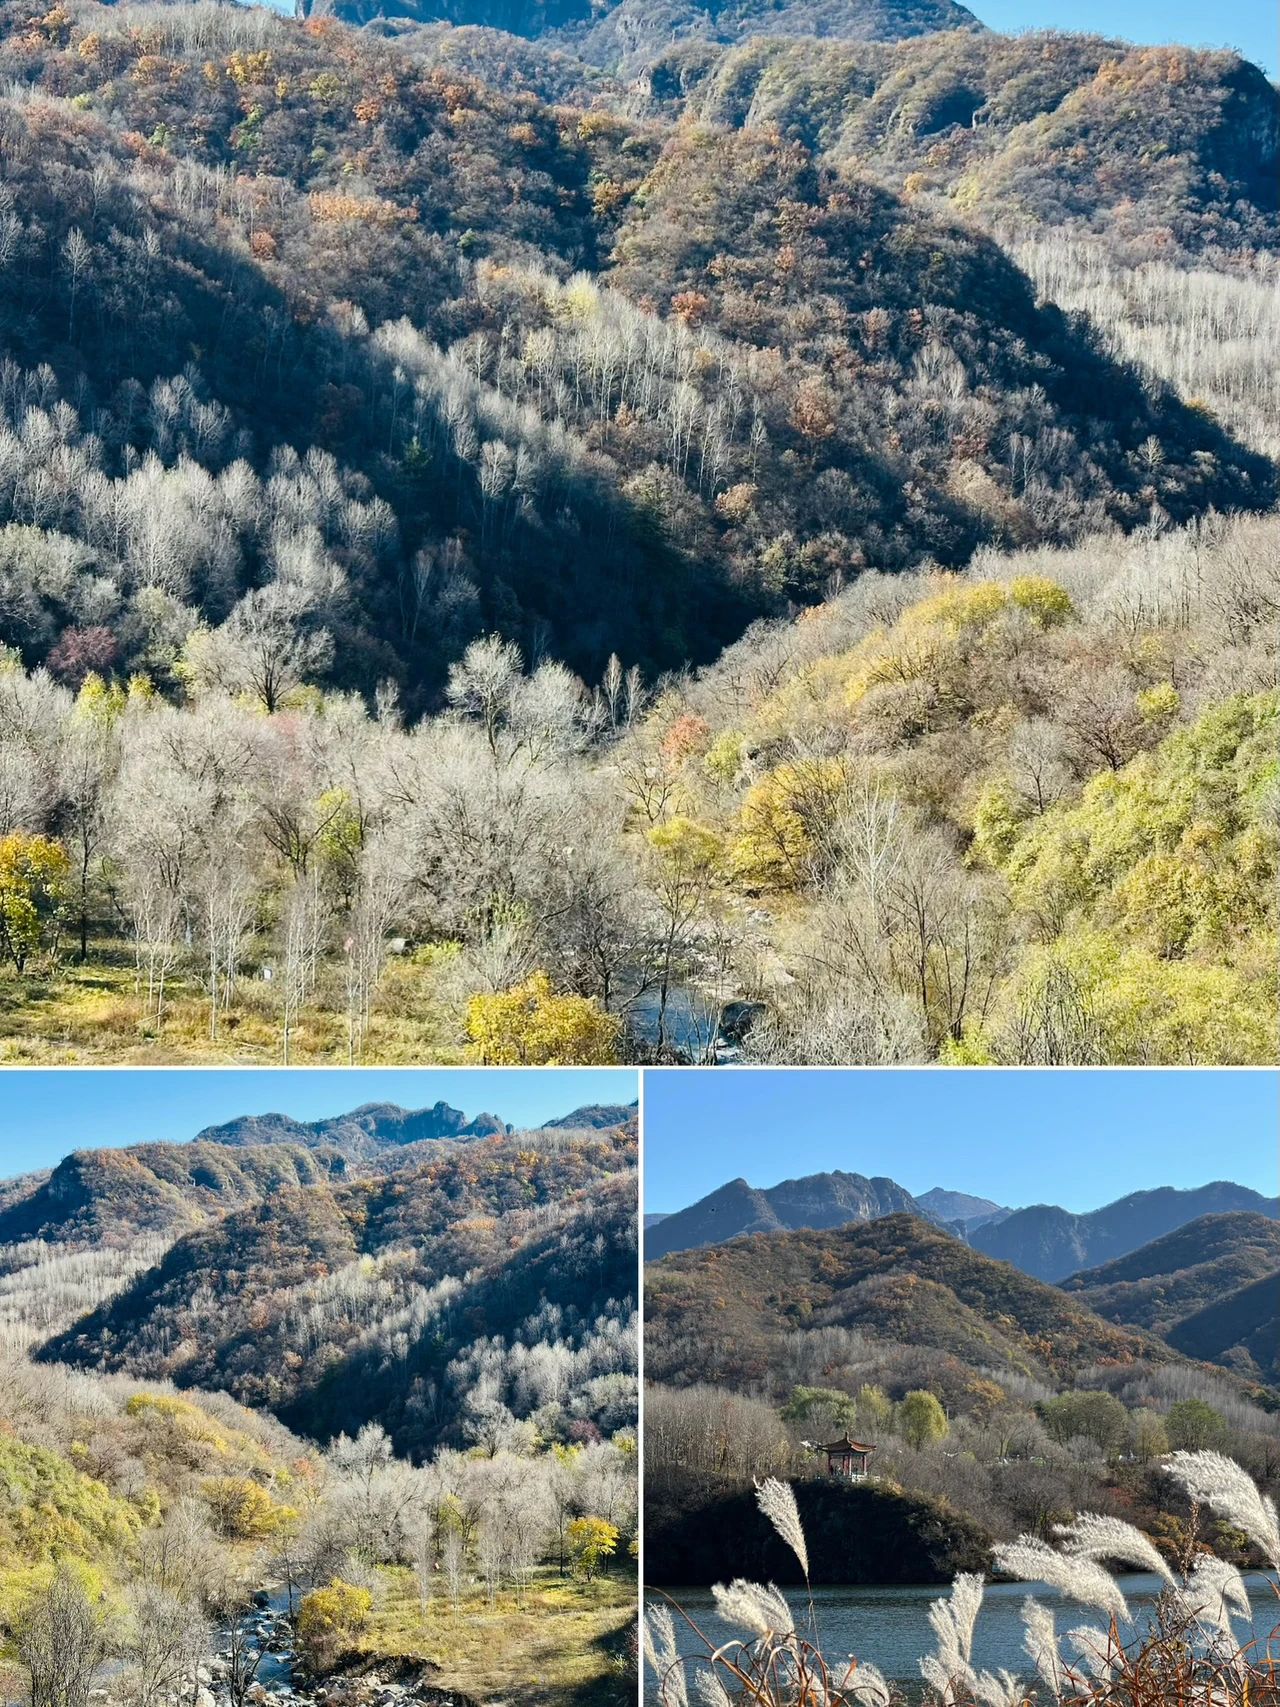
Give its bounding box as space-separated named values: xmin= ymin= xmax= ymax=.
xmin=0 ymin=0 xmax=1272 ymax=1063
xmin=0 ymin=1082 xmax=640 ymax=1707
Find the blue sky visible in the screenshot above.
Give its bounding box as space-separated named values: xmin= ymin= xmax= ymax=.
xmin=644 ymin=1070 xmax=1279 ymax=1214
xmin=0 ymin=1069 xmax=638 ymax=1175
xmin=973 ymin=0 xmax=1276 ymax=75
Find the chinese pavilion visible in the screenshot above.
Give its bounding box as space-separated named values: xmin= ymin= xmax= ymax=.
xmin=814 ymin=1434 xmax=876 ymax=1480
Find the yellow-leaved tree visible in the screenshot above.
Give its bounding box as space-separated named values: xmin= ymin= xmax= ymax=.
xmin=953 ymin=692 xmax=1279 ymax=1063
xmin=566 ymin=1516 xmax=619 ymax=1581
xmin=0 ymin=833 xmax=71 ymax=973
xmin=730 ymin=757 xmax=847 ymax=891
xmin=297 ymin=1579 xmax=373 ymax=1665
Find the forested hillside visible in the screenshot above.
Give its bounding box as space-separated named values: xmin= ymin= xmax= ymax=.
xmin=0 ymin=1104 xmax=639 ymax=1706
xmin=647 ymin=33 xmax=1278 ymax=253
xmin=2 ymin=2 xmax=1266 ymax=700
xmin=0 ymin=1356 xmax=637 ymax=1707
xmin=1064 ymin=1212 xmax=1280 ymax=1383
xmin=0 ymin=0 xmax=1275 ymax=1064
xmin=645 ymin=1212 xmax=1186 ymax=1391
xmin=0 ymin=1111 xmax=638 ymax=1460
xmin=312 ymin=0 xmax=982 ymax=64
xmin=43 ymin=1130 xmax=639 ymax=1459
xmin=644 ymin=1213 xmax=1280 ymax=1588
xmin=0 ymin=510 xmax=1274 ymax=1064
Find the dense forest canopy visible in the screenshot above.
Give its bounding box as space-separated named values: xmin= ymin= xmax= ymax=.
xmin=0 ymin=0 xmax=1274 ymax=709
xmin=0 ymin=0 xmax=1275 ymax=1064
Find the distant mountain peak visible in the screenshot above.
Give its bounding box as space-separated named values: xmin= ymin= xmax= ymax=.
xmin=645 ymin=1167 xmax=927 ymax=1258
xmin=971 ymin=1182 xmax=1280 ymax=1282
xmin=194 ymin=1101 xmax=509 ymax=1157
xmin=541 ymin=1102 xmax=639 ymax=1130
xmin=916 ymin=1187 xmax=1009 ymax=1233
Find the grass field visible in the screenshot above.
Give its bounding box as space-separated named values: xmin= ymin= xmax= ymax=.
xmin=361 ymin=1567 xmax=636 ymax=1707
xmin=0 ymin=937 xmax=465 ymax=1064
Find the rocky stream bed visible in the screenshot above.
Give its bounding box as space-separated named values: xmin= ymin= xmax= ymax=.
xmin=84 ymin=1595 xmax=478 ymax=1707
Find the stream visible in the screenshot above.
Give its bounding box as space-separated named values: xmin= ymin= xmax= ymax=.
xmin=624 ymin=980 xmax=762 ymax=1062
xmin=82 ymin=1589 xmax=438 ymax=1707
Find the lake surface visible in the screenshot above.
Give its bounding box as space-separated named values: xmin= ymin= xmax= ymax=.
xmin=645 ymin=1574 xmax=1280 ymax=1697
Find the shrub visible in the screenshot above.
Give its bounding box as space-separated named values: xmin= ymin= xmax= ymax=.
xmin=297 ymin=1580 xmax=373 ymax=1663
xmin=202 ymin=1476 xmax=296 ymax=1540
xmin=465 ymin=971 xmax=621 ymax=1064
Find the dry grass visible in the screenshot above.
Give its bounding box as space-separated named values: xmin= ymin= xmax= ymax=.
xmin=0 ymin=938 xmax=466 ymax=1064
xmin=646 ymin=1467 xmax=1280 ymax=1707
xmin=365 ymin=1566 xmax=635 ymax=1707
xmin=650 ymin=1598 xmax=1280 ymax=1707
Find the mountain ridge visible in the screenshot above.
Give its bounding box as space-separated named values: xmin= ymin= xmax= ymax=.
xmin=644 ymin=1211 xmax=1189 ymax=1394
xmin=649 ymin=1169 xmax=1280 ymax=1283
xmin=0 ymin=1096 xmax=635 ymax=1250
xmin=645 ymin=1168 xmax=929 ymax=1257
xmin=1063 ymin=1212 xmax=1280 ymax=1383
xmin=34 ymin=1123 xmax=639 ymax=1456
xmin=194 ymin=1099 xmax=510 ymax=1155
xmin=972 ymin=1183 xmax=1280 ymax=1282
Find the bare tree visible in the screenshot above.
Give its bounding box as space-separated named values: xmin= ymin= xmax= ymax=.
xmin=224 ymin=1619 xmax=266 ymax=1707
xmin=342 ymin=835 xmax=407 ymax=1063
xmin=281 ymin=865 xmax=328 ymax=1064
xmin=16 ymin=1565 xmax=106 ymax=1707
xmin=118 ymin=1585 xmax=209 ymax=1707
xmin=446 ymin=634 xmax=523 ymax=757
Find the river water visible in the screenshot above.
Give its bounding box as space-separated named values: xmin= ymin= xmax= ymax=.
xmin=645 ymin=1574 xmax=1280 ymax=1698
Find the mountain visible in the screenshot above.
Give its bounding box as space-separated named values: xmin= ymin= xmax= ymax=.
xmin=194 ymin=1100 xmax=509 ymax=1157
xmin=972 ymin=1184 xmax=1280 ymax=1282
xmin=1063 ymin=1212 xmax=1280 ymax=1382
xmin=309 ymin=0 xmax=982 ymax=70
xmin=0 ymin=1142 xmax=342 ymax=1247
xmin=0 ymin=1094 xmax=615 ymax=1248
xmin=38 ymin=1124 xmax=638 ymax=1456
xmin=0 ymin=5 xmax=1271 ymax=722
xmin=647 ymin=33 xmax=1278 ymax=252
xmin=1166 ymin=1272 xmax=1280 ymax=1385
xmin=542 ymin=1102 xmax=640 ymax=1129
xmin=645 ymin=1212 xmax=1182 ymax=1393
xmin=915 ymin=1188 xmax=1007 ymax=1231
xmin=644 ymin=1170 xmax=927 ymax=1257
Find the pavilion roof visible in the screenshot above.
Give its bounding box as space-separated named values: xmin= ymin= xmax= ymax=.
xmin=814 ymin=1435 xmax=876 ymax=1454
